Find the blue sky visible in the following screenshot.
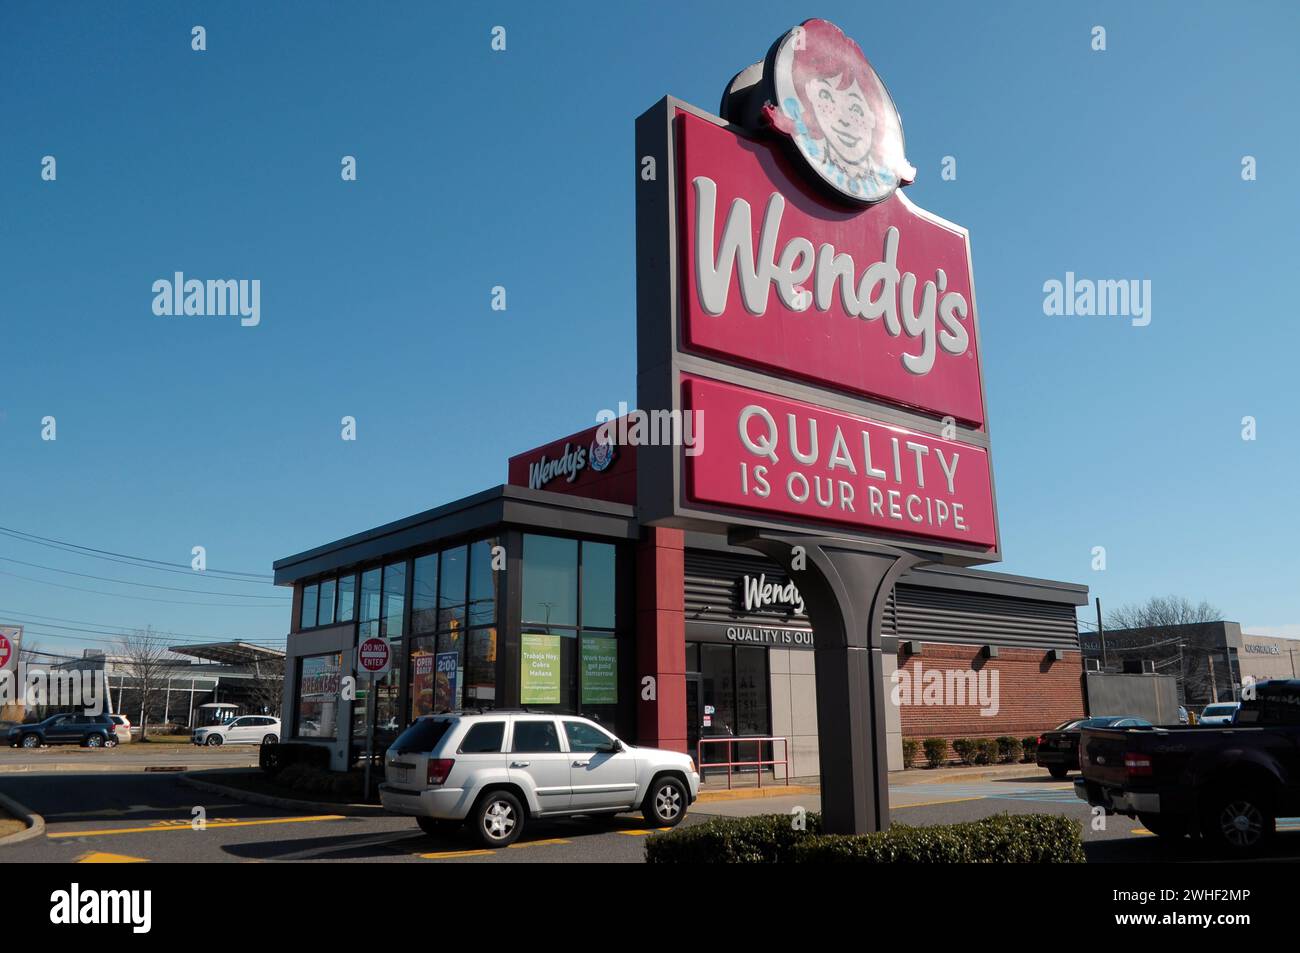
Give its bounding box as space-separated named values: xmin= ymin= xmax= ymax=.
xmin=1 ymin=0 xmax=1297 ymax=658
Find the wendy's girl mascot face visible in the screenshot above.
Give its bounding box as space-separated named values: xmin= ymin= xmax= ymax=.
xmin=764 ymin=19 xmax=916 ymax=204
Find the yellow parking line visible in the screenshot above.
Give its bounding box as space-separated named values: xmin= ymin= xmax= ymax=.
xmin=616 ymin=827 xmax=672 ymax=836
xmin=893 ymin=795 xmax=983 ymax=810
xmin=76 ymin=851 xmax=149 ymax=863
xmin=48 ymin=815 xmax=346 ymax=839
xmin=509 ymin=838 xmax=570 ymax=848
xmin=419 ymin=848 xmax=494 ymax=859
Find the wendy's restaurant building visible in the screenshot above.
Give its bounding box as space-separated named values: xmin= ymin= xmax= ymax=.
xmin=273 ymin=420 xmax=1088 ymax=777
xmin=275 ymin=18 xmax=1091 ymax=793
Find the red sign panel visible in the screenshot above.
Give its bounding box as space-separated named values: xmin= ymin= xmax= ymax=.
xmin=682 ymin=375 xmax=996 ymax=550
xmin=507 ymin=421 xmax=636 ymax=506
xmin=0 ymin=633 xmax=11 ymax=670
xmin=678 ymin=112 xmax=986 ymax=426
xmin=357 ymin=637 xmax=391 ymax=675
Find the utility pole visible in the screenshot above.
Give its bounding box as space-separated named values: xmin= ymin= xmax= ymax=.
xmin=1096 ymin=597 xmax=1107 ymax=671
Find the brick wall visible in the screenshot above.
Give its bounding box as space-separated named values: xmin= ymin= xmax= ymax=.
xmin=897 ymin=642 xmax=1085 ymax=760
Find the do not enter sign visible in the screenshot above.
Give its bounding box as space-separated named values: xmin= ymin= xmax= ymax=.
xmin=357 ymin=637 xmax=391 ymax=677
xmin=0 ymin=632 xmax=12 ymax=671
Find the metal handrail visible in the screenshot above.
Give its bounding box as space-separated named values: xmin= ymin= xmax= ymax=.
xmin=696 ymin=735 xmax=790 ymax=789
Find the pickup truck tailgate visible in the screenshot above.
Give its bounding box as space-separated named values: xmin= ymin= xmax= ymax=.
xmin=1079 ymin=728 xmax=1145 ymax=786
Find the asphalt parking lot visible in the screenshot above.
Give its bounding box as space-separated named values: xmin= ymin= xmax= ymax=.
xmin=4 ymin=766 xmax=1299 ymax=863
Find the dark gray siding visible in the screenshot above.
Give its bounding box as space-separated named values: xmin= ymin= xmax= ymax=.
xmin=685 ymin=550 xmax=1081 ymax=652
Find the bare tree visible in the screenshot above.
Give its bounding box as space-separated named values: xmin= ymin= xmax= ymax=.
xmin=1105 ymin=596 xmax=1225 ymax=704
xmin=114 ymin=627 xmax=173 ymax=740
xmin=247 ymin=656 xmax=285 ymax=718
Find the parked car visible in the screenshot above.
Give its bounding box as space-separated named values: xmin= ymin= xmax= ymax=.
xmin=1075 ymin=679 xmax=1300 ymax=856
xmin=5 ymin=713 xmax=121 ymax=748
xmin=1036 ymin=716 xmax=1153 ymax=779
xmin=191 ymin=715 xmax=280 ymax=746
xmin=380 ymin=711 xmax=700 ymax=848
xmin=109 ymin=714 xmax=133 ymax=744
xmin=1199 ymin=701 xmax=1241 ymax=725
xmin=1177 ymin=706 xmax=1190 ymax=725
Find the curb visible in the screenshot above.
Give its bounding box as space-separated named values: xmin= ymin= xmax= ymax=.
xmin=697 ymin=784 xmax=820 ymax=803
xmin=0 ymin=761 xmax=259 ymax=774
xmin=0 ymin=790 xmax=46 ymax=847
xmin=890 ymin=764 xmax=1047 ymax=786
xmin=179 ymin=772 xmax=390 ymax=817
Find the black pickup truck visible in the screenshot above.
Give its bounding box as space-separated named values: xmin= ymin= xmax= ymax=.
xmin=1074 ymin=679 xmax=1300 ymax=856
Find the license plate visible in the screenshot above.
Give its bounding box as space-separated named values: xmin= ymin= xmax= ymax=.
xmin=391 ymin=769 xmax=410 ymax=784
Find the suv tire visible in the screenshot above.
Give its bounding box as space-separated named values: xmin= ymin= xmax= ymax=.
xmin=262 ymin=734 xmax=278 ymax=745
xmin=85 ymin=733 xmax=104 ymax=748
xmin=643 ymin=775 xmax=688 ymax=827
xmin=471 ymin=790 xmax=525 ymax=848
xmin=1202 ymin=787 xmax=1275 ymax=856
xmin=20 ymin=734 xmax=40 ymax=749
xmin=205 ymin=735 xmax=224 ymax=747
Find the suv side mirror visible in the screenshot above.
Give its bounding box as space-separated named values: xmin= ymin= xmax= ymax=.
xmin=606 ymin=740 xmax=623 ymax=753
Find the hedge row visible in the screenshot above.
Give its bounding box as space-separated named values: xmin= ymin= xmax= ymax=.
xmin=646 ymin=812 xmax=1084 ymax=864
xmin=911 ymin=735 xmax=1041 ymax=768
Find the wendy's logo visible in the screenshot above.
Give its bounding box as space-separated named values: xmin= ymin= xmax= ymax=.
xmin=725 ymin=19 xmax=915 ymax=205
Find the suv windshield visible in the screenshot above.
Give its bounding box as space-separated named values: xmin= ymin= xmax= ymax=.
xmin=391 ymin=718 xmax=452 ymax=754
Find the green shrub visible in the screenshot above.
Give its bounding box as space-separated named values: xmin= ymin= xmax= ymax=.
xmin=901 ymin=739 xmax=920 ymax=769
xmin=793 ymin=814 xmax=1086 ymax=864
xmin=952 ymin=738 xmax=976 ymax=765
xmin=1021 ymin=736 xmax=1039 ymax=762
xmin=645 ymin=812 xmax=824 ymax=864
xmin=996 ymin=736 xmax=1022 ymax=764
xmin=922 ymin=737 xmax=947 ymax=768
xmin=974 ymin=739 xmax=998 ymax=765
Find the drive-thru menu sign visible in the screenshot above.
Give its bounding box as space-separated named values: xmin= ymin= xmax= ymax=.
xmin=637 ymin=17 xmax=998 ymax=563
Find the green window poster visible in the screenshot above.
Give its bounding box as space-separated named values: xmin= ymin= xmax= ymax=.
xmin=581 ymin=637 xmax=617 ymax=705
xmin=520 ymin=632 xmax=561 ymax=704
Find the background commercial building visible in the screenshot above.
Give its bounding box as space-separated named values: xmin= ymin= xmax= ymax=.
xmin=1237 ymin=632 xmax=1300 ymax=683
xmin=274 ymin=423 xmax=1089 ymax=774
xmin=1081 ymin=621 xmax=1243 ymax=708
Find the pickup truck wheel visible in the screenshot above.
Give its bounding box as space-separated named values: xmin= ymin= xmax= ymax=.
xmin=1048 ymin=766 xmax=1069 ymax=780
xmin=471 ymin=791 xmax=524 ymax=847
xmin=1138 ymin=813 xmax=1186 ymax=838
xmin=1203 ymin=790 xmax=1275 ymax=855
xmin=643 ymin=776 xmax=688 ymax=827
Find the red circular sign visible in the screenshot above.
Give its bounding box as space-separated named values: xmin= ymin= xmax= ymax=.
xmin=0 ymin=633 xmax=11 ymax=669
xmin=357 ymin=637 xmax=391 ymax=674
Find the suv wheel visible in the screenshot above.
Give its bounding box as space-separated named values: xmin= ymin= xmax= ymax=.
xmin=205 ymin=735 xmax=224 ymax=747
xmin=262 ymin=734 xmax=278 ymax=745
xmin=85 ymin=733 xmax=104 ymax=748
xmin=1203 ymin=789 xmax=1275 ymax=856
xmin=104 ymin=735 xmax=119 ymax=748
xmin=643 ymin=776 xmax=687 ymax=827
xmin=471 ymin=791 xmax=524 ymax=848
xmin=20 ymin=734 xmax=40 ymax=749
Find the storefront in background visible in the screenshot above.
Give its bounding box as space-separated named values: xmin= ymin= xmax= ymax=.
xmin=274 ymin=422 xmax=1087 ymax=773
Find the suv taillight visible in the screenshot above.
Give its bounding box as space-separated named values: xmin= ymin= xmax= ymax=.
xmin=427 ymin=758 xmax=455 ymax=785
xmin=1124 ymin=752 xmax=1152 ymax=777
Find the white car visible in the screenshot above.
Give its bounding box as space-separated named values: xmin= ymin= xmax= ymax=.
xmin=109 ymin=714 xmax=133 ymax=744
xmin=192 ymin=715 xmax=281 ymax=746
xmin=380 ymin=711 xmax=700 ymax=847
xmin=1199 ymin=702 xmax=1240 ymax=725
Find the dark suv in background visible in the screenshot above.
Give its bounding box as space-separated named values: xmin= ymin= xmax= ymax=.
xmin=5 ymin=713 xmax=121 ymax=748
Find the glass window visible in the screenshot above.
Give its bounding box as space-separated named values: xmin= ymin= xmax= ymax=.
xmin=467 ymin=539 xmax=498 ymax=626
xmin=381 ymin=561 xmax=406 ymax=639
xmin=459 ymin=722 xmax=505 ymax=753
xmin=300 ymin=584 xmax=319 ymax=631
xmin=391 ymin=717 xmax=451 ymax=755
xmin=564 ymin=720 xmax=614 ymax=752
xmin=522 ymin=535 xmax=577 ymax=626
xmin=465 ymin=627 xmax=497 ymax=705
xmin=359 ymin=567 xmax=382 ymax=637
xmin=435 ymin=628 xmax=465 ymax=712
xmin=374 ymin=655 xmax=402 ymax=741
xmin=511 ymin=720 xmax=561 ymax=753
xmin=297 ymin=653 xmax=342 ymax=739
xmin=580 ymin=635 xmax=617 ymax=706
xmin=735 ymin=646 xmax=770 ymax=736
xmin=337 ymin=574 xmax=356 ymax=623
xmin=439 ymin=545 xmax=467 ymax=631
xmin=317 ymin=578 xmax=336 ymax=627
xmin=581 ymin=542 xmax=616 ymax=629
xmin=412 ymin=553 xmax=439 ymax=633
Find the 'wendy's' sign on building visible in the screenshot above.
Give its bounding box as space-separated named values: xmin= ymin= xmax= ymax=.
xmin=637 ymin=18 xmax=998 ymax=563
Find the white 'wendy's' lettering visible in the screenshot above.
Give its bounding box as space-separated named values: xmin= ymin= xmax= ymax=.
xmin=693 ymin=175 xmax=970 ymax=376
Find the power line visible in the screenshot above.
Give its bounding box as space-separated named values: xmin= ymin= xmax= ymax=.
xmin=0 ymin=608 xmax=288 ymax=645
xmin=0 ymin=568 xmax=288 ymax=608
xmin=15 ymin=626 xmax=285 ymax=651
xmin=0 ymin=556 xmax=286 ymax=600
xmin=0 ymin=525 xmax=274 ymax=581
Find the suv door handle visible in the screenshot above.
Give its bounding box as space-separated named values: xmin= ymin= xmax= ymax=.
xmin=572 ymin=760 xmax=590 ymax=768
xmin=510 ymin=761 xmax=530 ymax=768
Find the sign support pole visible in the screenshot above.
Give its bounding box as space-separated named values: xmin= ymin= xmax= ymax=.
xmin=363 ymin=672 xmax=375 ymax=802
xmin=731 ymin=528 xmax=921 ymax=835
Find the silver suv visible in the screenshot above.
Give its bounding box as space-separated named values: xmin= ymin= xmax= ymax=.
xmin=379 ymin=711 xmax=700 ymax=847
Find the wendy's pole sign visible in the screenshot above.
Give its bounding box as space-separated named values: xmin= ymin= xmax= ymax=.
xmin=636 ymin=19 xmax=999 ymax=834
